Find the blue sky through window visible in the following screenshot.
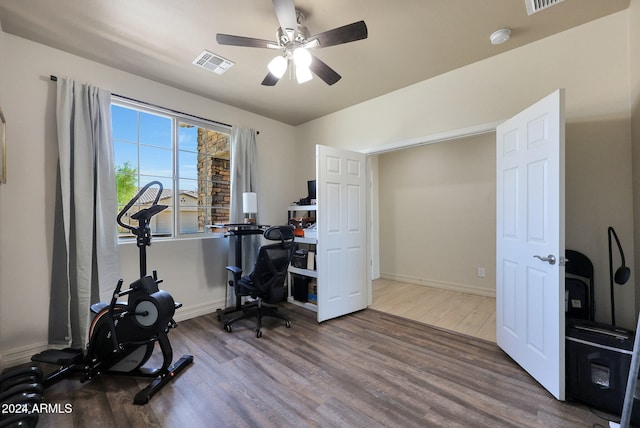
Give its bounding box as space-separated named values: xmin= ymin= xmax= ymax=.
xmin=112 ymin=104 xmax=201 ymax=191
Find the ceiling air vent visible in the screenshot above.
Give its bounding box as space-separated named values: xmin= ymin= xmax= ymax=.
xmin=525 ymin=0 xmax=565 ymax=15
xmin=192 ymin=50 xmax=234 ymax=75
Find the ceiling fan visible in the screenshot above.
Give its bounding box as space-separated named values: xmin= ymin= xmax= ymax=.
xmin=216 ymin=0 xmax=368 ymax=86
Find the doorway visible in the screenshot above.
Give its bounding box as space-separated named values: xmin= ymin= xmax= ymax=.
xmin=369 ymin=131 xmax=497 ymax=342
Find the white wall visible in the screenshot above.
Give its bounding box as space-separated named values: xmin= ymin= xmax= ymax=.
xmin=0 ymin=33 xmax=296 ymax=368
xmin=296 ymin=11 xmax=636 ymax=328
xmin=296 ymin=12 xmax=630 ymax=159
xmin=377 ymin=133 xmax=496 ymax=296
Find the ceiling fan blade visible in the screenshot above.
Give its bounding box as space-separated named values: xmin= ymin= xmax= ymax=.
xmin=272 ymin=0 xmax=298 ymax=42
xmin=309 ymin=54 xmax=341 ymax=85
xmin=216 ymin=33 xmax=278 ymax=49
xmin=261 ymin=72 xmax=281 ymax=86
xmin=309 ymin=20 xmax=368 ymax=48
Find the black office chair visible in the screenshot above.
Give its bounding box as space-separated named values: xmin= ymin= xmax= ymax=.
xmin=565 ymin=249 xmax=594 ymax=321
xmin=220 ymin=225 xmax=297 ymax=337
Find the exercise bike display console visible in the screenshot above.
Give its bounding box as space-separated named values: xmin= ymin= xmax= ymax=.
xmin=32 ymin=181 xmax=193 ymax=405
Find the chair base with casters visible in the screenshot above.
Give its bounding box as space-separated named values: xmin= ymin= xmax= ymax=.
xmin=216 ymin=297 xmax=291 ymax=338
xmin=218 ymin=225 xmax=297 ymax=338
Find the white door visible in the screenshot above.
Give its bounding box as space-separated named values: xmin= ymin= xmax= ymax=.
xmin=316 ymin=145 xmax=369 ymax=322
xmin=496 ymin=89 xmax=565 ymax=400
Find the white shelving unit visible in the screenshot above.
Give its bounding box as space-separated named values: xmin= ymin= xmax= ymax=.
xmin=287 ymin=205 xmax=318 ymax=312
xmin=288 ymin=265 xmax=317 ymax=278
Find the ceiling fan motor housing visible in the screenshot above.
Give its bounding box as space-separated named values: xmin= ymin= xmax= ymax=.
xmin=277 ymin=23 xmax=310 ymax=47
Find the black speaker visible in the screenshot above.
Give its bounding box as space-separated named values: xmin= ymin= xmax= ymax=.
xmin=292 ymin=274 xmax=309 ymax=303
xmin=308 ymin=180 xmax=316 ymax=200
xmin=291 ymin=250 xmax=308 ymax=269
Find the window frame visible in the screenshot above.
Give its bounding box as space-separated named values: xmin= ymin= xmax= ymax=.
xmin=112 ymin=96 xmax=232 ymax=241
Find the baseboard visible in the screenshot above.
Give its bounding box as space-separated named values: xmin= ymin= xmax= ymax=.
xmin=1 ymin=341 xmax=49 ymax=371
xmin=1 ymin=299 xmax=223 ymax=370
xmin=173 ymin=298 xmax=225 ymax=322
xmin=380 ymin=273 xmax=496 ymax=298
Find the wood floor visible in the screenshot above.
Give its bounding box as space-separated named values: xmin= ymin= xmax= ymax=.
xmin=371 ymin=279 xmax=497 ymax=342
xmin=31 ymin=303 xmax=609 ymax=428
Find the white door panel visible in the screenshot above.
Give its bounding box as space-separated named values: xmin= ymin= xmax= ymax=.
xmin=317 ymin=145 xmax=368 ymax=322
xmin=496 ymin=89 xmax=565 ymax=400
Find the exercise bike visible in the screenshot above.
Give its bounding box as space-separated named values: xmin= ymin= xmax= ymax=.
xmin=32 ymin=181 xmax=193 ymax=405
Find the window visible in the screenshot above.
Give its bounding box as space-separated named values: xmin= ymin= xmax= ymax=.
xmin=112 ymin=99 xmax=230 ymax=239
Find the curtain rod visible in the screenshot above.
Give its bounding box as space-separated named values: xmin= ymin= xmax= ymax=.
xmin=50 ymin=75 xmax=259 ymax=134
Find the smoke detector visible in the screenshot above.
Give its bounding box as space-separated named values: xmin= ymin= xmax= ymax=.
xmin=192 ymin=50 xmax=234 ymax=75
xmin=490 ymin=28 xmax=511 ymax=45
xmin=525 ymin=0 xmax=565 ymax=15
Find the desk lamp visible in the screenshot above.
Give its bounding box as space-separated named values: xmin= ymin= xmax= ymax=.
xmin=608 ymin=226 xmax=630 ymax=326
xmin=243 ymin=192 xmax=257 ymax=224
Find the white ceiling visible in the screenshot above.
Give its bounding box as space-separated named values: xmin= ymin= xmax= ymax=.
xmin=0 ymin=0 xmax=630 ymax=125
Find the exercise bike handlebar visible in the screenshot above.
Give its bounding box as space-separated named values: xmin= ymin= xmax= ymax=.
xmin=117 ymin=181 xmax=165 ymax=233
xmin=107 ymin=279 xmax=125 ymax=353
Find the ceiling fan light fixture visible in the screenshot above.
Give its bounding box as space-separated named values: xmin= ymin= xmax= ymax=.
xmin=268 ymin=55 xmax=288 ymax=78
xmin=216 ymin=1 xmax=368 ymax=86
xmin=293 ymin=47 xmax=312 ymax=69
xmin=295 ymin=65 xmax=313 ymax=84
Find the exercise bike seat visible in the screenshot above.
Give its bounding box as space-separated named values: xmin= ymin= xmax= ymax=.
xmin=32 ymin=348 xmax=83 ymax=366
xmin=91 ymin=302 xmax=109 ymax=314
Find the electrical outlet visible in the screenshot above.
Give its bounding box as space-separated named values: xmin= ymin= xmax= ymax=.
xmin=477 ymin=267 xmax=486 ymax=278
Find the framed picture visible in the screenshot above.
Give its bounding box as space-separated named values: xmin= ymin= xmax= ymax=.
xmin=0 ymin=107 xmax=5 ymax=184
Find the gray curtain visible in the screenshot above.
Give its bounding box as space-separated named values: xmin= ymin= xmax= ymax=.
xmin=49 ymin=77 xmax=120 ymax=348
xmin=227 ymin=127 xmax=259 ymax=307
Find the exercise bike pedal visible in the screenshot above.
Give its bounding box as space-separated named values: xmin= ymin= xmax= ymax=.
xmin=133 ymin=366 xmax=162 ymax=378
xmin=32 ymin=348 xmax=85 ymax=388
xmin=32 ymin=348 xmax=84 ymax=366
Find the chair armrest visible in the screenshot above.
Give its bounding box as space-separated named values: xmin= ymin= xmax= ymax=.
xmin=225 ymin=265 xmax=242 ymax=275
xmin=90 ymin=302 xmax=109 ymax=314
xmin=225 ymin=266 xmax=243 ymax=285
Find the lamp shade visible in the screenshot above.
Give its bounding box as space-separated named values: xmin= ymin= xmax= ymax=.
xmin=296 ymin=65 xmax=313 ymax=84
xmin=268 ymin=56 xmax=287 ymax=78
xmin=293 ymin=48 xmax=312 ymax=68
xmin=242 ymin=192 xmax=258 ymax=214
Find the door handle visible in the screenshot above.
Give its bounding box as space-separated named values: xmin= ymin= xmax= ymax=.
xmin=533 ymin=254 xmax=556 ymax=265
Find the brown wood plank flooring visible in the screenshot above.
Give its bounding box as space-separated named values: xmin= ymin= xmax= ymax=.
xmin=31 ymin=303 xmax=608 ymax=427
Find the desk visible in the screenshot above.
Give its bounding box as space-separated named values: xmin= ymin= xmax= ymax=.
xmin=211 ymin=223 xmax=268 ymax=312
